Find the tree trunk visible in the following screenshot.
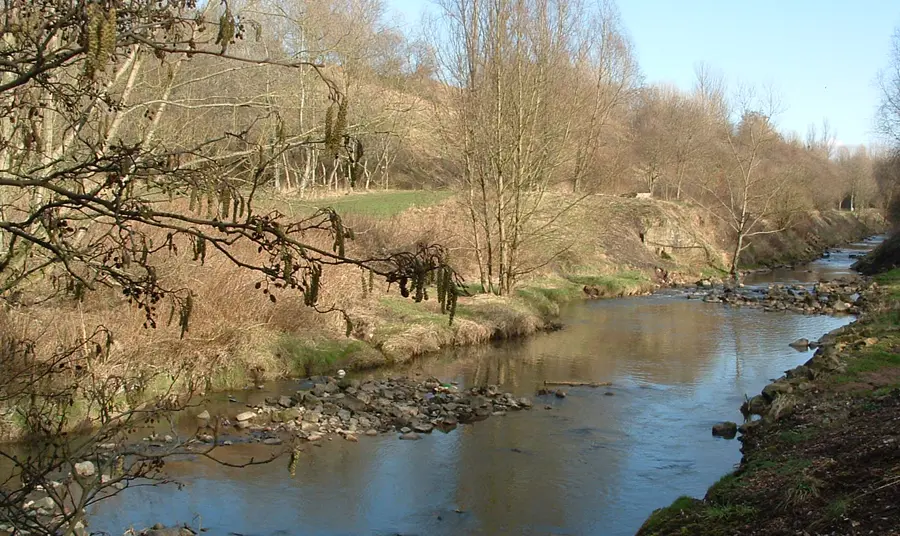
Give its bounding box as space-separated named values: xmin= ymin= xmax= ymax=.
xmin=730 ymin=232 xmax=744 ymax=282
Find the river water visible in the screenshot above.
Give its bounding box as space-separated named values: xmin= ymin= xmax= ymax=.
xmin=86 ymin=237 xmax=884 ymax=536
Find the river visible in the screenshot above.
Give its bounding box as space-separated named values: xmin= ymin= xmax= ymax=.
xmin=85 ymin=237 xmax=884 ymax=536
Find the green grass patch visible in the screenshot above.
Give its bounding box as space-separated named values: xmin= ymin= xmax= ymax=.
xmin=565 ymin=270 xmax=650 ymax=296
xmin=640 ymin=496 xmax=703 ymax=534
xmin=515 ymin=282 xmax=582 ymax=317
xmin=706 ymin=472 xmax=745 ymax=504
xmin=845 ymin=348 xmax=900 ymax=376
xmin=302 ymin=190 xmax=452 ymax=218
xmin=702 ymin=504 xmax=758 ymax=522
xmin=778 ymin=429 xmax=817 ymax=444
xmin=825 ymin=496 xmax=850 ymax=520
xmin=379 ymin=296 xmax=450 ymax=323
xmin=207 ymin=364 xmax=250 ymax=391
xmin=700 ymin=266 xmax=729 ymax=279
xmin=275 ymin=334 xmax=369 ymax=376
xmin=874 ymin=268 xmax=900 ymax=286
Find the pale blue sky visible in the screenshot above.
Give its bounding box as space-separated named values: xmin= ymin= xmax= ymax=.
xmin=385 ymin=0 xmax=899 ymax=147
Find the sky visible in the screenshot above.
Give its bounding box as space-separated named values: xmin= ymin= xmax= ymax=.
xmin=384 ymin=0 xmax=899 ymax=147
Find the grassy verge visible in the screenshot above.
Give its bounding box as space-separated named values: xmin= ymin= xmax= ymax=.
xmin=270 ymin=189 xmax=453 ymax=218
xmin=638 ymin=269 xmax=900 ymax=536
xmin=333 ymin=270 xmax=654 ymax=368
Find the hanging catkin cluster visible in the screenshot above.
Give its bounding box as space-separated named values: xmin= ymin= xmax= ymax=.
xmin=303 ymin=264 xmax=322 ymax=306
xmin=387 ymin=246 xmax=460 ymax=323
xmin=216 ymin=6 xmax=236 ymax=53
xmin=83 ymin=3 xmax=117 ymax=80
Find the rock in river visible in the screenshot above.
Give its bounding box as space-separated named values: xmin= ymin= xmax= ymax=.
xmin=400 ymin=432 xmax=421 ymax=441
xmin=412 ymin=422 xmax=434 ymax=434
xmin=789 ymin=338 xmax=810 ymax=350
xmin=235 ymin=411 xmax=256 ymax=422
xmin=712 ymin=421 xmax=738 ymax=439
xmin=74 ymin=461 xmax=96 ymax=477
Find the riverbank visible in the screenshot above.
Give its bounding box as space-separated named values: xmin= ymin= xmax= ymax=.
xmin=287 ymin=204 xmax=885 ymax=374
xmin=637 ymin=267 xmax=900 ymax=536
xmin=0 ymin=193 xmax=885 ymax=441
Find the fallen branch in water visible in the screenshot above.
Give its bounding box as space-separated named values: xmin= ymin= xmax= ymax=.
xmin=543 ymin=380 xmax=612 ymax=387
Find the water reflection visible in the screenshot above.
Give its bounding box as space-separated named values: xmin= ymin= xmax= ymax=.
xmin=87 ymin=297 xmax=851 ymax=536
xmin=87 ymin=237 xmax=884 ymax=535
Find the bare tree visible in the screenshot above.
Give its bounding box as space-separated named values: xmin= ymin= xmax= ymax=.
xmin=877 ymin=26 xmax=900 ymax=147
xmin=690 ymin=86 xmax=799 ymax=279
xmin=436 ymin=0 xmax=635 ymax=295
xmin=0 ymin=1 xmax=460 ymax=534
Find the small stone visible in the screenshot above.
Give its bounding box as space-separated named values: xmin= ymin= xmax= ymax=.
xmin=604 ymin=391 xmax=615 ymax=396
xmin=74 ymin=461 xmax=96 ymax=478
xmin=28 ymin=497 xmax=55 ymax=511
xmin=345 ymin=434 xmax=359 ymax=442
xmin=196 ymin=410 xmax=211 ymax=421
xmin=164 ymin=435 xmax=174 ymax=443
xmin=789 ymin=338 xmax=810 ymax=349
xmin=412 ymin=422 xmax=434 ymax=433
xmin=278 ymin=395 xmax=293 ymax=408
xmin=399 ymin=432 xmax=421 ymax=440
xmin=400 ymin=426 xmax=412 ymax=434
xmin=235 ymin=411 xmax=256 ymax=422
xmin=517 ymin=397 xmax=533 ymax=408
xmin=365 ymin=429 xmax=378 ymax=436
xmin=263 ymin=437 xmax=283 ymax=446
xmin=307 ymin=433 xmax=323 ymax=442
xmin=223 ymin=440 xmax=233 ymax=446
xmin=300 ymin=421 xmax=320 ymax=432
xmin=554 ymin=390 xmax=567 ymax=398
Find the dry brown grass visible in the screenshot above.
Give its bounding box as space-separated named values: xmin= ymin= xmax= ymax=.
xmin=2 ymin=192 xmax=883 ymax=417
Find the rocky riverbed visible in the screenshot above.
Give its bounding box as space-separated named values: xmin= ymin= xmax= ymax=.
xmin=689 ymin=275 xmax=868 ymax=315
xmin=181 ymin=376 xmax=534 ymax=447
